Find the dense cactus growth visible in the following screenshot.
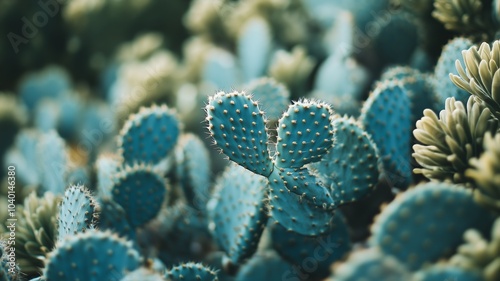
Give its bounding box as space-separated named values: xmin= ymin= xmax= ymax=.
xmin=4 ymin=1 xmax=500 ymax=280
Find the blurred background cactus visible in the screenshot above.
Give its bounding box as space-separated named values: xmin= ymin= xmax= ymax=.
xmin=2 ymin=0 xmax=500 ymax=280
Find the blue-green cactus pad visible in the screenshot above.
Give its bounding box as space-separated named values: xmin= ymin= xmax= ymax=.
xmin=203 ymin=48 xmax=241 ymax=92
xmin=267 ymin=169 xmax=336 ymax=236
xmin=165 ymin=262 xmax=218 ymax=281
xmin=434 ymin=37 xmax=474 ymax=108
xmin=36 ymin=130 xmax=68 ymax=195
xmin=97 ymin=198 xmax=136 ymax=240
xmin=57 ymin=185 xmax=98 ymax=241
xmin=243 ymin=77 xmax=290 ymax=120
xmin=370 ymin=182 xmax=495 ymax=271
xmin=270 ymin=211 xmax=351 ymax=278
xmin=95 ymin=154 xmax=121 ymax=199
xmin=381 ymin=66 xmax=437 ymax=124
xmin=238 ymin=17 xmax=272 ymax=82
xmin=235 ymin=251 xmax=294 ymax=281
xmin=155 ymin=203 xmax=211 ymax=266
xmin=206 ymin=91 xmax=273 ymax=177
xmin=332 ymin=248 xmax=411 ymax=281
xmin=412 ymin=265 xmax=483 ymax=281
xmin=43 ymin=230 xmax=141 ymax=281
xmin=310 ymin=116 xmax=380 ymax=205
xmin=360 ymin=81 xmax=412 ymax=188
xmin=174 ymin=133 xmax=211 ymax=209
xmin=118 ymin=104 xmax=180 ymax=165
xmin=274 ymin=99 xmax=334 ymax=169
xmin=112 ymin=164 xmax=167 ymax=228
xmin=208 ymin=164 xmax=268 ymax=264
xmin=4 ymin=129 xmax=40 ymax=186
xmin=274 ymin=166 xmax=335 ymax=208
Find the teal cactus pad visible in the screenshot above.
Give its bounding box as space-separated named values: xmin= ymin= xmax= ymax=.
xmin=206 ymin=91 xmax=273 ymax=177
xmin=412 ymin=265 xmax=483 ymax=281
xmin=360 ymin=81 xmax=412 ymax=188
xmin=235 ymin=251 xmax=294 ymax=281
xmin=203 ymin=48 xmax=241 ymax=92
xmin=155 ymin=203 xmax=211 ymax=266
xmin=208 ymin=164 xmax=268 ymax=264
xmin=57 ymin=185 xmax=98 ymax=242
xmin=381 ymin=66 xmax=437 ymax=124
xmin=174 ymin=133 xmax=211 ymax=209
xmin=95 ymin=154 xmax=120 ymax=199
xmin=112 ymin=164 xmax=167 ymax=228
xmin=310 ymin=116 xmax=381 ymax=205
xmin=165 ymin=262 xmax=218 ymax=281
xmin=267 ymin=169 xmax=336 ymax=236
xmin=4 ymin=129 xmax=40 ymax=186
xmin=97 ymin=198 xmax=136 ymax=240
xmin=332 ymin=248 xmax=411 ymax=281
xmin=273 ymin=166 xmax=335 ymax=208
xmin=43 ymin=230 xmax=141 ymax=281
xmin=36 ymin=130 xmax=68 ymax=195
xmin=274 ymin=99 xmax=334 ymax=169
xmin=370 ymin=182 xmax=495 ymax=271
xmin=434 ymin=37 xmax=474 ymax=108
xmin=238 ymin=17 xmax=272 ymax=82
xmin=270 ymin=211 xmax=351 ymax=279
xmin=118 ymin=104 xmax=180 ymax=165
xmin=243 ymin=77 xmax=290 ymax=120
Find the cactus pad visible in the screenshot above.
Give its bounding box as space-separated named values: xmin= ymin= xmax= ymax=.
xmin=370 ymin=182 xmax=495 ymax=270
xmin=36 ymin=130 xmax=68 ymax=195
xmin=243 ymin=77 xmax=290 ymax=121
xmin=112 ymin=164 xmax=167 ymax=228
xmin=360 ymin=81 xmax=412 ymax=188
xmin=310 ymin=116 xmax=381 ymax=205
xmin=43 ymin=230 xmax=141 ymax=281
xmin=274 ymin=99 xmax=334 ymax=168
xmin=174 ymin=133 xmax=211 ymax=209
xmin=57 ymin=185 xmax=98 ymax=242
xmin=235 ymin=251 xmax=294 ymax=281
xmin=270 ymin=211 xmax=351 ymax=279
xmin=118 ymin=104 xmax=180 ymax=165
xmin=206 ymin=91 xmax=273 ymax=177
xmin=97 ymin=198 xmax=136 ymax=240
xmin=267 ymin=169 xmax=336 ymax=236
xmin=412 ymin=265 xmax=483 ymax=281
xmin=165 ymin=262 xmax=218 ymax=281
xmin=208 ymin=164 xmax=268 ymax=264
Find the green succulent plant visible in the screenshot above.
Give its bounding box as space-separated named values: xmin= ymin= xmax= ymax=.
xmin=413 ymin=96 xmax=498 ymax=184
xmin=466 ymin=132 xmax=500 ymax=212
xmin=450 ymin=40 xmax=500 ymax=120
xmin=450 ymin=217 xmax=500 ymax=281
xmin=432 ymin=0 xmax=494 ymax=39
xmin=15 ymin=192 xmax=60 ymax=278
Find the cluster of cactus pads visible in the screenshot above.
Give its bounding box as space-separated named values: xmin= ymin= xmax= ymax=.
xmin=5 ymin=0 xmax=500 ymax=280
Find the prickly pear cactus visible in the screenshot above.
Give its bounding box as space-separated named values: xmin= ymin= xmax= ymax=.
xmin=57 ymin=185 xmax=98 ymax=241
xmin=243 ymin=77 xmax=290 ymax=121
xmin=411 ymin=265 xmax=483 ymax=281
xmin=360 ymin=81 xmax=412 ymax=188
xmin=269 ymin=211 xmax=351 ymax=279
xmin=235 ymin=251 xmax=293 ymax=281
xmin=208 ymin=163 xmax=268 ymax=264
xmin=97 ymin=198 xmax=136 ymax=240
xmin=118 ymin=104 xmax=180 ymax=165
xmin=274 ymin=99 xmax=334 ymax=169
xmin=370 ymin=182 xmax=495 ymax=271
xmin=36 ymin=131 xmax=68 ymax=195
xmin=331 ymin=248 xmax=411 ymax=281
xmin=165 ymin=262 xmax=218 ymax=281
xmin=267 ymin=169 xmax=336 ymax=236
xmin=43 ymin=230 xmax=141 ymax=281
xmin=174 ymin=133 xmax=211 ymax=209
xmin=310 ymin=116 xmax=381 ymax=205
xmin=112 ymin=164 xmax=167 ymax=228
xmin=206 ymin=91 xmax=273 ymax=177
